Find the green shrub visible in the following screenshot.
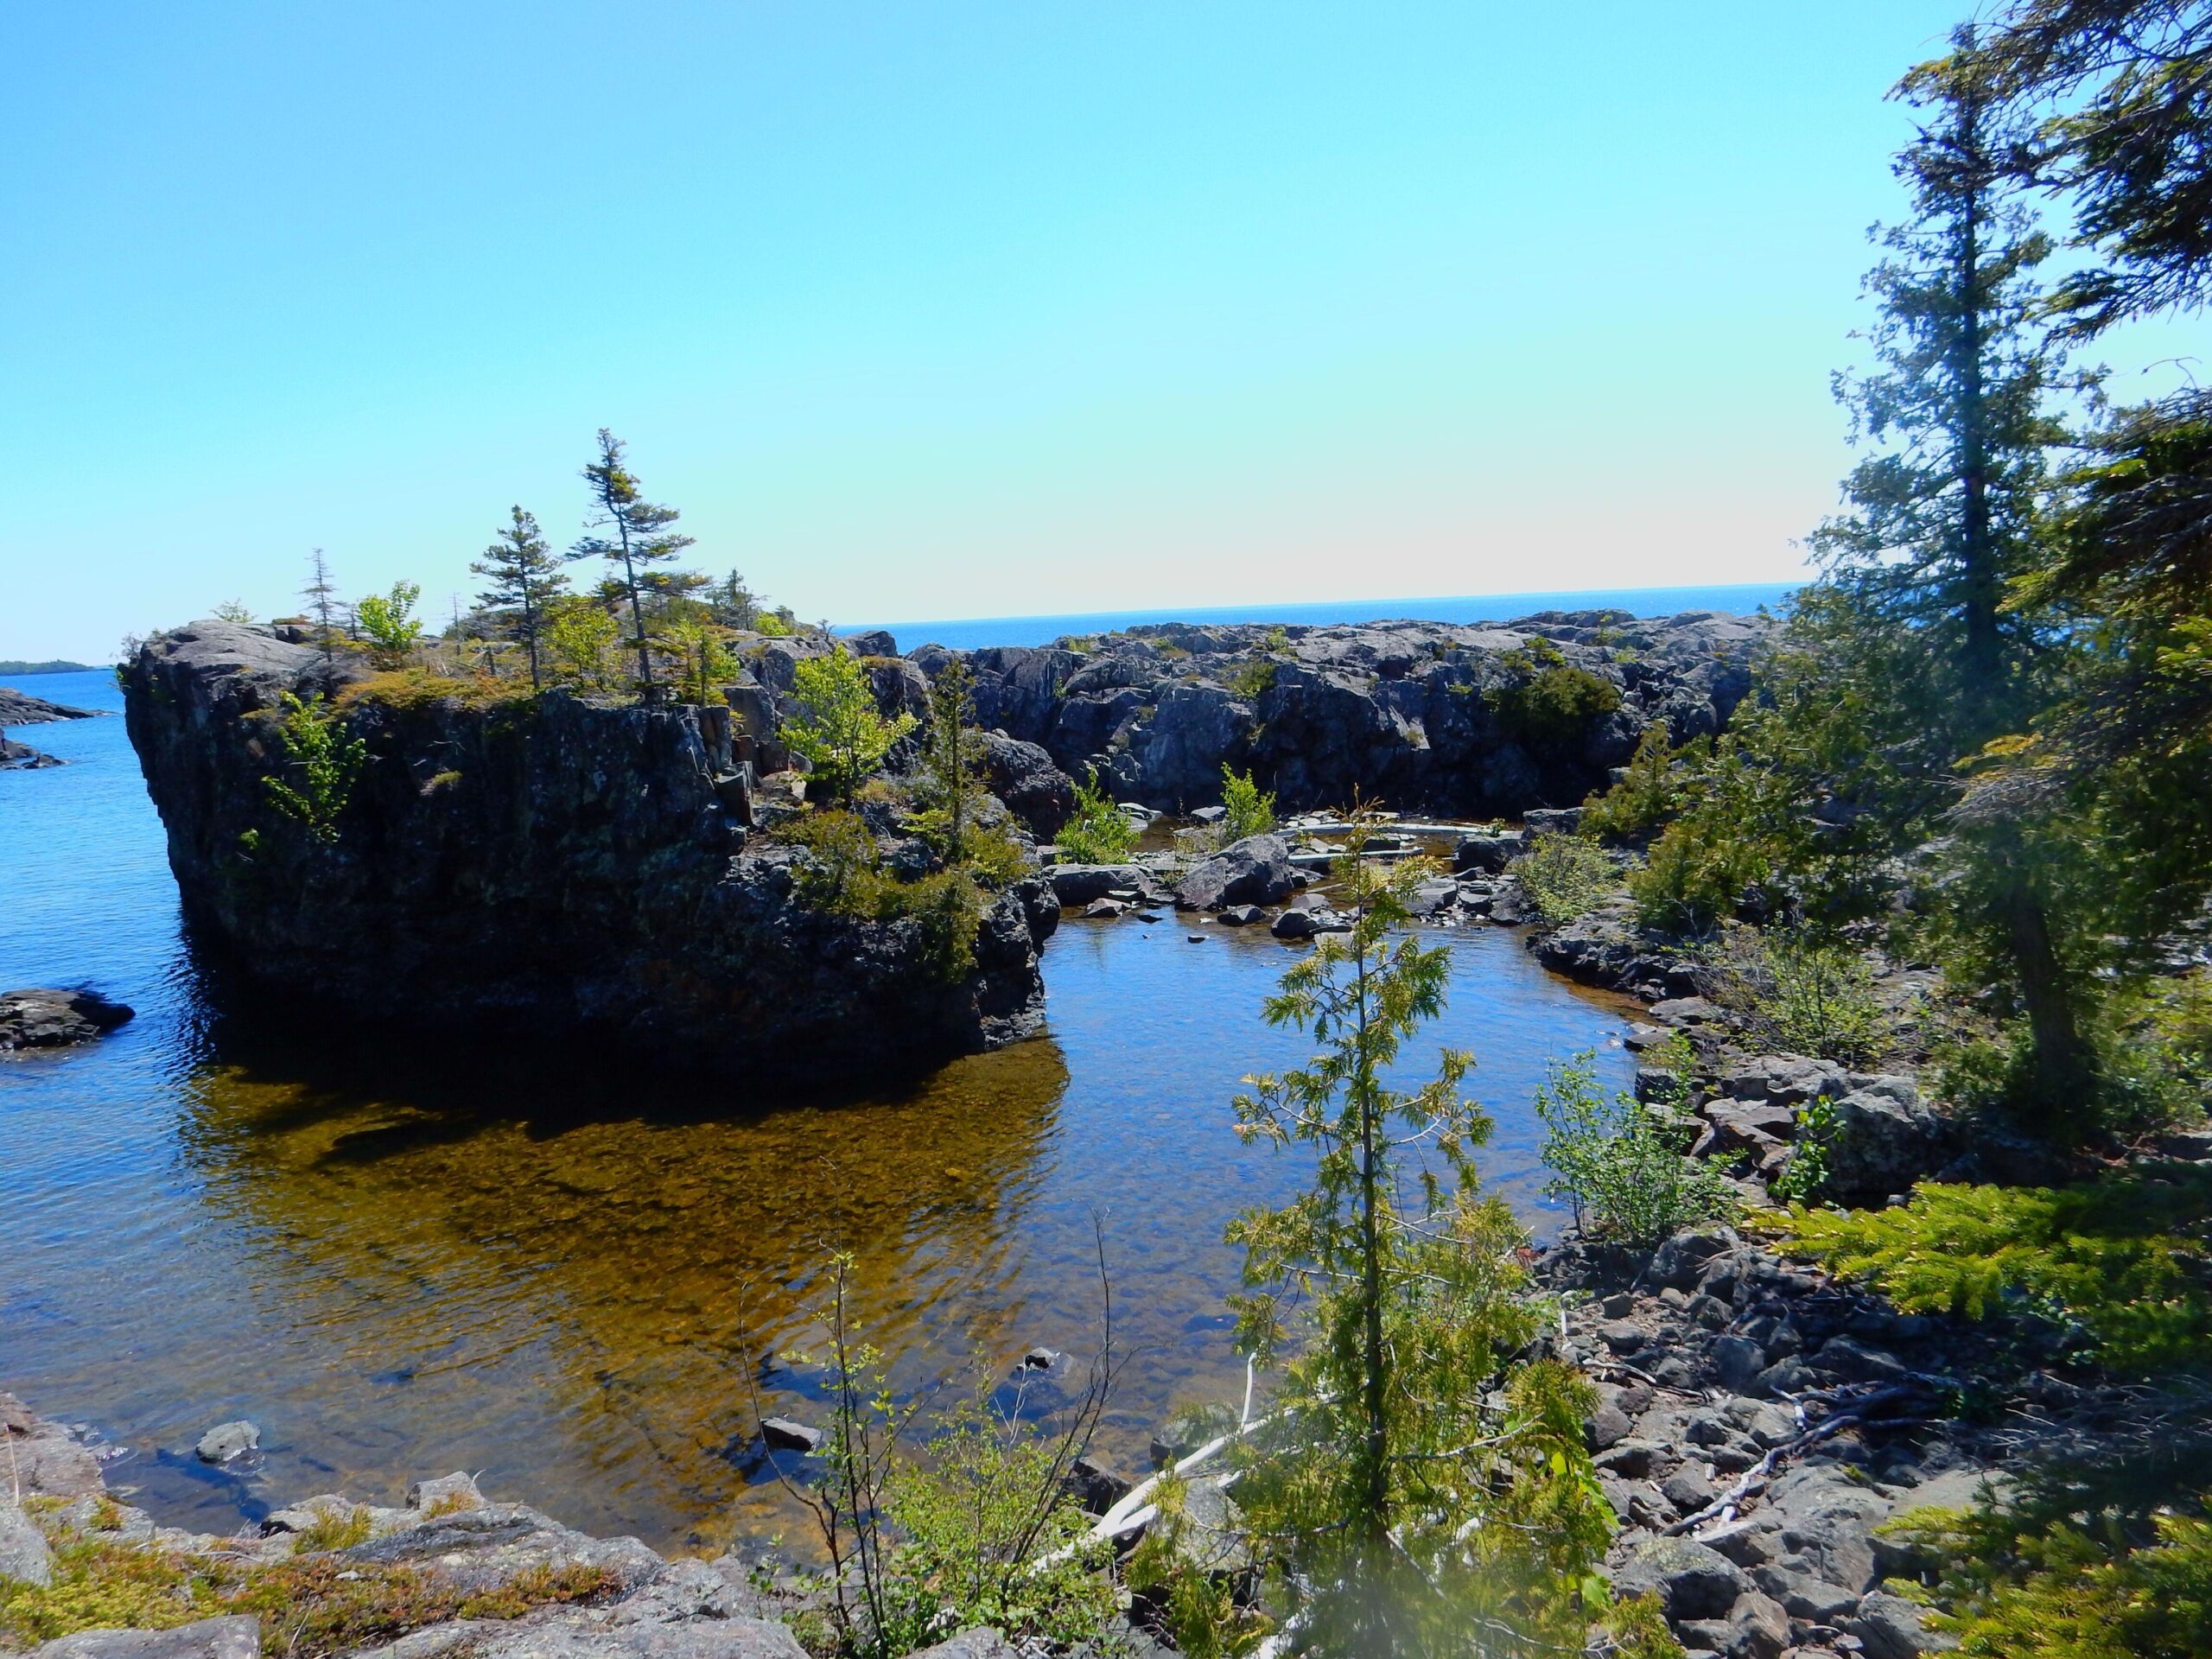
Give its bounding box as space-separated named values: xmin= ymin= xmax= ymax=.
xmin=354 ymin=581 xmax=424 ymax=670
xmin=261 ymin=692 xmax=367 ymax=846
xmin=291 ymin=1506 xmax=373 ymax=1554
xmin=1227 ymin=658 xmax=1277 ymax=701
xmin=1484 ymin=639 xmax=1622 ymax=748
xmin=1056 ymin=770 xmax=1137 ymax=863
xmin=1218 ymin=764 xmax=1276 ymax=843
xmin=1535 ymin=1052 xmax=1734 ymax=1246
xmin=1581 ymin=724 xmax=1696 ymax=842
xmin=1770 ymin=1172 xmax=2212 ymax=1375
xmin=1709 ymin=928 xmax=1888 ymax=1067
xmin=1629 ymin=813 xmax=1776 ymax=936
xmin=1510 ymin=833 xmax=1615 ymax=925
xmin=785 ymin=650 xmax=918 ymax=803
xmin=780 ymin=810 xmax=988 ymax=982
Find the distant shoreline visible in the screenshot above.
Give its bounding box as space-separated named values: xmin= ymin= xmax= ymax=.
xmin=845 ymin=579 xmax=1799 ymax=653
xmin=0 ymin=660 xmax=93 ymax=676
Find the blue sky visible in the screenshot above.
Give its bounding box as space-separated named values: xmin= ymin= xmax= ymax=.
xmin=4 ymin=2 xmax=2188 ymax=660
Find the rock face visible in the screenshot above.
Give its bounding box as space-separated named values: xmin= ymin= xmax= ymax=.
xmin=1174 ymin=834 xmax=1295 ymax=911
xmin=120 ymin=622 xmax=1055 ymax=1077
xmin=0 ymin=988 xmax=135 ymax=1051
xmin=934 ymin=610 xmax=1767 ymax=814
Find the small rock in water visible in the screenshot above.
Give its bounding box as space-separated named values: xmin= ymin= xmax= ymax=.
xmin=1083 ymin=898 xmax=1126 ymax=918
xmin=761 ymin=1417 xmax=823 ymax=1453
xmin=1217 ymin=904 xmax=1265 ymax=925
xmin=1270 ymin=909 xmax=1317 ymax=940
xmin=405 ymin=1471 xmax=483 ymax=1513
xmin=1020 ymin=1347 xmax=1059 ymax=1371
xmin=0 ymin=988 xmax=136 ymax=1052
xmin=194 ymin=1420 xmax=261 ymax=1464
xmin=1185 ymin=934 xmax=1205 ymax=944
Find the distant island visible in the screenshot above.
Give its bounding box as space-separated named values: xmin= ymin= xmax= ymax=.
xmin=0 ymin=658 xmax=92 ymax=675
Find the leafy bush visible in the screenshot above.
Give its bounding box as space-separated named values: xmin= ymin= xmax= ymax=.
xmin=1218 ymin=764 xmax=1276 ymax=842
xmin=1629 ymin=807 xmax=1777 ymax=935
xmin=1484 ymin=639 xmax=1623 ymax=748
xmin=1770 ymin=1172 xmax=2212 ymax=1374
xmin=261 ymin=692 xmax=367 ymax=845
xmin=785 ymin=650 xmax=918 ymax=803
xmin=1227 ymin=658 xmax=1277 ymax=701
xmin=1768 ymin=1096 xmax=1840 ymax=1204
xmin=1510 ymin=833 xmax=1615 ymax=925
xmin=1709 ymin=928 xmax=1888 ymax=1067
xmin=1056 ymin=769 xmax=1137 ymax=863
xmin=658 ymin=617 xmax=739 ymax=707
xmin=1535 ymin=1052 xmax=1734 ymax=1245
xmin=354 ymin=581 xmax=424 ymax=670
xmin=544 ymin=596 xmax=623 ymax=692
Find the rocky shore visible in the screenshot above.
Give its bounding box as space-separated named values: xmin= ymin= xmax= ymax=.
xmin=0 ymin=685 xmax=99 ymax=770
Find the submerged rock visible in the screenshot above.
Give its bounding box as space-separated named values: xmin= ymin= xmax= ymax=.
xmin=194 ymin=1420 xmax=260 ymax=1463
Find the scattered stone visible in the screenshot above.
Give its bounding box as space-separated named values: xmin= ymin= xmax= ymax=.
xmin=0 ymin=988 xmax=136 ymax=1052
xmin=1185 ymin=933 xmax=1206 ymax=944
xmin=760 ymin=1417 xmax=822 ymax=1453
xmin=194 ymin=1420 xmax=260 ymax=1464
xmin=1020 ymin=1347 xmax=1058 ymax=1370
xmin=1847 ymin=1588 xmax=1959 ymax=1657
xmin=1217 ymin=904 xmax=1266 ymax=925
xmin=1083 ymin=898 xmax=1126 ymax=918
xmin=1269 ymin=909 xmax=1317 ymax=939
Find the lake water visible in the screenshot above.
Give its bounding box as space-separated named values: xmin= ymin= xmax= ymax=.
xmin=852 ymin=580 xmax=1798 ymax=652
xmin=0 ymin=667 xmax=1635 ymax=1554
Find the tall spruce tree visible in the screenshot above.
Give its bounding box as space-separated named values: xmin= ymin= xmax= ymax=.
xmin=301 ymin=547 xmax=340 ymax=671
xmin=473 ymin=506 xmax=568 ymax=690
xmin=574 ymin=429 xmax=695 ymax=700
xmin=1809 ymin=28 xmax=2082 ymax=749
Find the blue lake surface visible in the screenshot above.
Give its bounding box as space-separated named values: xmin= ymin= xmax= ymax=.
xmin=0 ymin=666 xmax=1635 ymax=1551
xmin=851 ymin=579 xmax=1798 ymax=652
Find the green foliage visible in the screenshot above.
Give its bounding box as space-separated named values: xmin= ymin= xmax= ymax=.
xmin=1714 ymin=928 xmax=1889 ymax=1068
xmin=1224 ymin=816 xmax=1612 ymax=1654
xmin=1485 ymin=638 xmax=1623 ymax=749
xmin=1772 ymin=1172 xmax=2212 ymax=1374
xmin=911 ymin=658 xmax=988 ymax=862
xmin=880 ymin=1395 xmax=1118 ymax=1651
xmin=1056 ymin=769 xmax=1137 ymax=863
xmin=1217 ymin=764 xmax=1275 ymax=843
xmin=291 ymin=1506 xmax=373 ymax=1554
xmin=770 ymin=1255 xmax=1117 ymax=1659
xmin=783 ymin=651 xmax=917 ymax=804
xmin=1510 ymin=832 xmax=1614 ymax=925
xmin=1535 ymin=1052 xmax=1734 ymax=1246
xmin=1769 ymin=1096 xmax=1840 ymax=1205
xmin=781 ymin=810 xmax=987 ymax=982
xmin=575 ymin=428 xmax=696 ymax=699
xmin=1596 ymin=1592 xmax=1689 ymax=1659
xmin=1124 ymin=1474 xmax=1271 ymax=1659
xmin=1262 ymin=625 xmax=1292 ymax=655
xmin=659 ymin=617 xmax=740 ymax=707
xmin=353 ymin=582 xmax=423 ymax=670
xmin=262 ymin=692 xmax=367 ymax=845
xmin=543 ymin=595 xmax=622 ymax=692
xmin=753 ymin=608 xmax=797 ymax=637
xmin=1226 ymin=658 xmax=1277 ymax=701
xmin=472 ymin=505 xmax=569 ymax=690
xmin=1581 ymin=722 xmax=1692 ymax=842
xmin=1891 ymin=1500 xmax=2212 ymax=1659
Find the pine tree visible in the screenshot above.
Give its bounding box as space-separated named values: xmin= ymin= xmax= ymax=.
xmin=301 ymin=548 xmax=340 ymax=671
xmin=472 ymin=506 xmax=569 ymax=690
xmin=1809 ymin=28 xmax=2084 ymax=749
xmin=574 ymin=429 xmax=695 ymax=700
xmin=918 ymin=658 xmax=987 ymax=859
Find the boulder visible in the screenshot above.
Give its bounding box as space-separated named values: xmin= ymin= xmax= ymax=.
xmin=31 ymin=1618 xmax=261 ymax=1659
xmin=1269 ymin=909 xmax=1318 ymax=940
xmin=1847 ymin=1589 xmax=1959 ymax=1657
xmin=760 ymin=1418 xmax=822 ymax=1453
xmin=1677 ymin=1590 xmax=1790 ymax=1659
xmin=406 ymin=1471 xmax=485 ymax=1514
xmin=1722 ymin=1054 xmax=1847 ymax=1106
xmin=905 ymin=1636 xmax=1021 ymax=1659
xmin=1174 ymin=835 xmax=1294 ymax=911
xmin=194 ymin=1420 xmax=260 ymax=1463
xmin=1049 ymin=865 xmax=1151 ymax=907
xmin=1452 ymin=833 xmax=1521 ymax=874
xmin=1822 ymin=1077 xmax=1947 ymax=1198
xmin=0 ymin=988 xmax=135 ymax=1051
xmin=978 ymin=734 xmax=1076 ymax=840
xmin=0 ymin=1499 xmax=54 ymax=1587
xmin=1611 ymin=1536 xmax=1748 ymax=1621
xmin=1065 ymin=1452 xmax=1132 ymax=1515
xmin=1217 ymin=904 xmax=1266 ymax=925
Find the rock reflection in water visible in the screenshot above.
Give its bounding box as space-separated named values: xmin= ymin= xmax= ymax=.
xmin=170 ymin=1033 xmax=1071 ymax=1552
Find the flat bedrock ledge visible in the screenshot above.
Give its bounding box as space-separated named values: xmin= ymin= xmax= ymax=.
xmin=120 ymin=623 xmax=1055 ymax=1078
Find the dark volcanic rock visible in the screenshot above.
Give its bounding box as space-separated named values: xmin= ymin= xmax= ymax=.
xmin=977 ymin=732 xmax=1076 ymax=840
xmin=0 ymin=988 xmax=135 ymax=1051
xmin=0 ymin=685 xmax=100 ymax=727
xmin=1175 ymin=834 xmax=1294 ymax=910
xmin=2 ymin=734 xmax=67 ymax=768
xmin=942 ymin=611 xmax=1768 ymax=815
xmin=121 ymin=622 xmax=1053 ymax=1077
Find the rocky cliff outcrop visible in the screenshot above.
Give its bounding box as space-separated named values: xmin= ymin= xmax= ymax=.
xmin=122 ymin=622 xmax=1056 ymax=1077
xmin=907 ymin=608 xmax=1769 ymax=815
